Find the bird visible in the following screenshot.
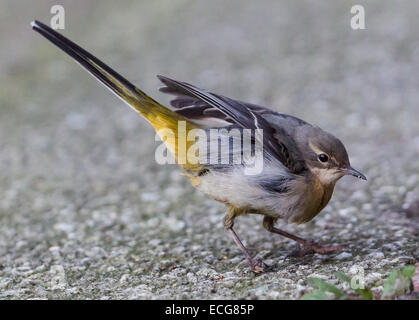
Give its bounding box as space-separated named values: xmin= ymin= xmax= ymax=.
xmin=32 ymin=20 xmax=367 ymax=273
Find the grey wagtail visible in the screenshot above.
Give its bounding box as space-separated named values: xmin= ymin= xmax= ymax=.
xmin=32 ymin=20 xmax=366 ymax=273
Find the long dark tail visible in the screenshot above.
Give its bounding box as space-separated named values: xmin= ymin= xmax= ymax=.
xmin=31 ymin=20 xmax=200 ymax=170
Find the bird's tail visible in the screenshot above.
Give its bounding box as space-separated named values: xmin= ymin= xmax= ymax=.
xmin=31 ymin=20 xmax=200 ymax=171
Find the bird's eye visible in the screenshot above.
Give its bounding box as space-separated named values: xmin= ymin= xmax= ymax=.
xmin=318 ymin=154 xmax=329 ymax=162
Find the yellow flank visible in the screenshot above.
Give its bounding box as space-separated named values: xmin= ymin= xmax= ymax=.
xmin=91 ymin=60 xmax=203 ymax=172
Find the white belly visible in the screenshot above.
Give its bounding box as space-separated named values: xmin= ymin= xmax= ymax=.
xmin=195 ymin=166 xmax=307 ymax=222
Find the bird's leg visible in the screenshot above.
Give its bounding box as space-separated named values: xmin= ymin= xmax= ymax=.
xmin=263 ymin=216 xmax=341 ymax=256
xmin=224 ymin=215 xmax=268 ymax=273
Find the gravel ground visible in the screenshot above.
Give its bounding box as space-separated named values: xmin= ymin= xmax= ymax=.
xmin=0 ymin=1 xmax=418 ymax=299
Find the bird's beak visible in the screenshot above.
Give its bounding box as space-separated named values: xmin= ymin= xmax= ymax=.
xmin=342 ymin=166 xmax=367 ymax=180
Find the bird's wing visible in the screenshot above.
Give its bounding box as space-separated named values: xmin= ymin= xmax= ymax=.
xmin=159 ymin=79 xmax=275 ymax=126
xmin=158 ymin=75 xmax=307 ymax=174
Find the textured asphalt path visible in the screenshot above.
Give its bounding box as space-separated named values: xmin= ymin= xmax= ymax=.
xmin=0 ymin=1 xmax=417 ymax=299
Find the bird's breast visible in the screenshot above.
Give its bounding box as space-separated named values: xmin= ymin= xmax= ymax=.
xmin=288 ymin=177 xmax=335 ymax=224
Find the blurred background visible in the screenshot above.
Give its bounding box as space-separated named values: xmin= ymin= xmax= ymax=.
xmin=0 ymin=0 xmax=417 ymax=299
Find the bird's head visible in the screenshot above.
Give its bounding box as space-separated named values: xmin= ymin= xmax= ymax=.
xmin=298 ymin=126 xmax=367 ymax=186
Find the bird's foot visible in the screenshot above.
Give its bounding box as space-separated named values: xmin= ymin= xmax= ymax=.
xmin=247 ymin=258 xmax=270 ymax=274
xmin=310 ymin=243 xmax=342 ymax=255
xmin=287 ymin=240 xmax=342 ymax=258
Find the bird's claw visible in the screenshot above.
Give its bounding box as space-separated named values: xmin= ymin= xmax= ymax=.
xmin=311 ymin=244 xmax=342 ymax=254
xmin=248 ymin=258 xmax=270 ymax=274
xmin=287 ymin=240 xmax=342 ymax=258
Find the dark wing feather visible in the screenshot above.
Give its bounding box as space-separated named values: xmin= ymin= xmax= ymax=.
xmin=160 ymin=80 xmax=274 ymax=123
xmin=157 ymin=75 xmax=307 ymax=174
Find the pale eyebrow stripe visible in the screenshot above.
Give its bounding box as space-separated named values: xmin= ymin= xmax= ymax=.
xmin=308 ymin=141 xmax=337 ymax=163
